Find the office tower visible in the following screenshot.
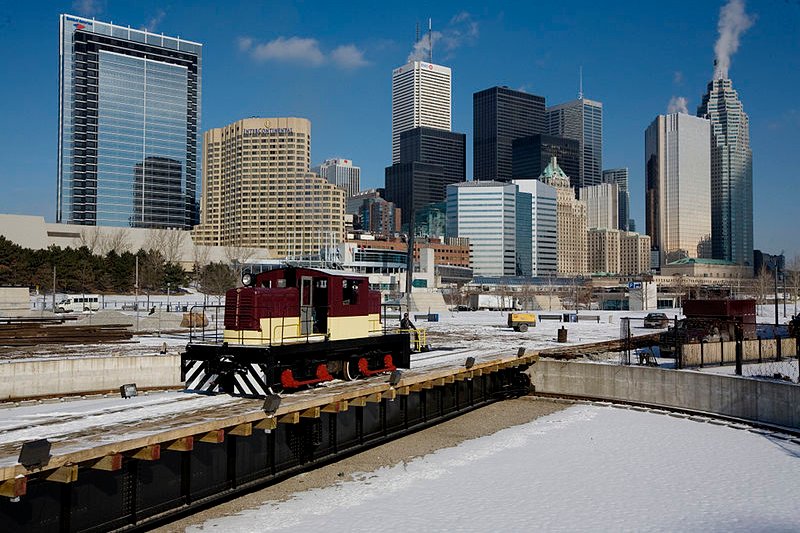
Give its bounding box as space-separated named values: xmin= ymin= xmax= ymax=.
xmin=446 ymin=181 xmax=517 ymax=277
xmin=313 ymin=158 xmax=361 ymax=197
xmin=193 ymin=118 xmax=344 ymax=258
xmin=602 ymin=168 xmax=630 ymax=231
xmin=579 ymin=182 xmax=619 ymax=230
xmin=515 ymin=191 xmax=533 ymax=276
xmin=57 ymin=14 xmax=201 ymax=229
xmin=355 ymin=196 xmax=400 ymax=238
xmin=697 ymin=78 xmax=753 ymax=268
xmin=588 ymin=228 xmax=621 ymax=274
xmin=512 ymin=134 xmax=580 ymax=185
xmin=620 ymin=232 xmax=651 ymax=275
xmin=473 ymin=86 xmax=547 ymax=181
xmin=645 ymin=113 xmax=711 ymax=264
xmin=391 ymin=61 xmax=451 ymax=163
xmin=538 ymin=157 xmax=588 ymax=276
xmin=384 ymin=162 xmax=446 ymax=228
xmin=399 ymin=127 xmax=466 ymax=183
xmin=513 ymin=179 xmax=558 ymax=277
xmin=547 ymin=97 xmax=603 ymax=188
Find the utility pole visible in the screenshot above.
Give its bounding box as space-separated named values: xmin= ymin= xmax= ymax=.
xmin=135 ymin=255 xmax=140 ymax=333
xmin=52 ymin=265 xmax=56 ymax=312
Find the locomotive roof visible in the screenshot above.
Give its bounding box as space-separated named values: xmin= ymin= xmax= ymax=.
xmin=263 ymin=266 xmax=368 ymax=280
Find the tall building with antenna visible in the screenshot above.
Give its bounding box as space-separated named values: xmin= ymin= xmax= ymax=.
xmin=391 ymin=21 xmax=452 ymax=163
xmin=546 ymin=69 xmax=603 ymax=188
xmin=697 ymin=75 xmax=753 ymax=269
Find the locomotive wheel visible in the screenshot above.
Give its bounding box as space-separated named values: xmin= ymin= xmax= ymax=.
xmin=342 ymin=359 xmax=360 ymax=381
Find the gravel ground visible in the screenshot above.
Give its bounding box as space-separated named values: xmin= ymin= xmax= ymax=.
xmin=154 ymin=396 xmax=567 ymax=532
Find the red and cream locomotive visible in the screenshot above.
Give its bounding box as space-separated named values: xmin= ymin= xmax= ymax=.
xmin=182 ymin=267 xmax=411 ymax=397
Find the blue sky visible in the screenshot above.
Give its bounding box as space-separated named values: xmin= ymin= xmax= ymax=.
xmin=0 ymin=1 xmax=797 ymax=259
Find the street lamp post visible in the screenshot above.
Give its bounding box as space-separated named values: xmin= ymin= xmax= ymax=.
xmin=167 ymin=283 xmax=171 ymax=312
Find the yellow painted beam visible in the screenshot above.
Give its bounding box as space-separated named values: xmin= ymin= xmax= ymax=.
xmin=321 ymin=400 xmax=349 ymax=413
xmin=229 ymin=423 xmax=253 ymax=437
xmin=396 ymin=386 xmax=410 ymax=396
xmin=199 ymin=429 xmax=225 ymax=444
xmin=132 ymin=445 xmax=160 ymax=461
xmin=444 ymin=375 xmax=455 ymax=384
xmin=383 ymin=388 xmax=397 ymax=401
xmin=0 ymin=477 xmax=26 ymax=497
xmin=301 ymin=407 xmax=321 ymax=418
xmin=349 ymin=396 xmax=367 ymax=407
xmin=90 ymin=454 xmax=123 ymax=472
xmin=278 ymin=412 xmax=300 ymax=424
xmin=166 ymin=437 xmax=194 ymax=452
xmin=365 ymin=392 xmax=383 ymax=403
xmin=255 ymin=418 xmax=278 ymax=430
xmin=46 ymin=465 xmax=78 ymax=484
xmin=409 ymin=383 xmax=424 ymax=392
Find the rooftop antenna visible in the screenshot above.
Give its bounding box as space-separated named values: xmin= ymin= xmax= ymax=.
xmin=428 ymin=18 xmax=433 ymax=63
xmin=578 ymin=66 xmax=583 ymax=99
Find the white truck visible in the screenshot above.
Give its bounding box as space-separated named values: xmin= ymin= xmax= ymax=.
xmin=469 ymin=294 xmax=520 ymax=311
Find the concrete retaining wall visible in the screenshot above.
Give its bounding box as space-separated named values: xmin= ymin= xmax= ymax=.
xmin=681 ymin=338 xmax=799 ymax=366
xmin=0 ymin=356 xmax=181 ymax=400
xmin=530 ymin=360 xmax=800 ymax=429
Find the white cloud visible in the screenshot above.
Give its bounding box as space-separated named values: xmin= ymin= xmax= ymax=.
xmin=239 ymin=36 xmax=368 ymax=70
xmin=673 ymin=71 xmax=684 ymax=84
xmin=72 ymin=0 xmax=104 ymax=16
xmin=250 ymin=37 xmax=325 ymax=66
xmin=141 ymin=9 xmax=166 ymax=32
xmin=331 ymin=45 xmax=369 ymax=69
xmin=238 ymin=37 xmax=253 ymax=52
xmin=667 ymin=96 xmax=689 ymax=114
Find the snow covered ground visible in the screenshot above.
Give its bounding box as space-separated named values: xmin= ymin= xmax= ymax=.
xmin=188 ymin=404 xmax=800 ymax=533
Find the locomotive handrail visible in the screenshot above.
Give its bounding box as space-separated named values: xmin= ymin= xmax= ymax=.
xmin=396 ymin=327 xmax=428 ymax=352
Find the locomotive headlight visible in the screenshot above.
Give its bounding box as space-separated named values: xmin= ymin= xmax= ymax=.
xmin=241 ymin=272 xmax=254 ymax=287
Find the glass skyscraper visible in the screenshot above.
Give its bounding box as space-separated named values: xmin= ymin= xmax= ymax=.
xmin=57 ymin=14 xmax=201 ymax=229
xmin=697 ymin=78 xmax=753 ymax=268
xmin=473 ymin=86 xmax=546 ymax=182
xmin=547 ymin=98 xmax=603 ymax=188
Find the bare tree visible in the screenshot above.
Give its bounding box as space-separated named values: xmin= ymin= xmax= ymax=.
xmin=144 ymin=229 xmax=187 ymax=264
xmin=78 ymin=227 xmax=102 ymax=254
xmin=99 ymin=228 xmax=131 ymax=256
xmin=754 ymin=267 xmax=772 ymax=305
xmin=199 ymin=262 xmax=237 ymax=304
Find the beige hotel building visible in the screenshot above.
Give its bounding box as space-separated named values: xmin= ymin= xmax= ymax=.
xmin=193 ymin=117 xmax=345 ymax=258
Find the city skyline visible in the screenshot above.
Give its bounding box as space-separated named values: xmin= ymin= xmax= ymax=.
xmin=0 ymin=1 xmax=797 ymax=258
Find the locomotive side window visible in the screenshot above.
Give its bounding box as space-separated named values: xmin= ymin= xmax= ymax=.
xmin=342 ymin=279 xmax=360 ymax=305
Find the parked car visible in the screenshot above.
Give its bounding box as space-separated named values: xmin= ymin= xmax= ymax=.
xmin=643 ymin=312 xmax=669 ymax=328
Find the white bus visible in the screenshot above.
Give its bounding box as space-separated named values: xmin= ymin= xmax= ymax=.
xmin=56 ymin=295 xmax=100 ymax=313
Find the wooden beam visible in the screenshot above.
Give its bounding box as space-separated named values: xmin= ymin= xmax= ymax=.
xmin=444 ymin=375 xmax=455 ymax=384
xmin=421 ymin=381 xmax=434 ymax=389
xmin=300 ymin=407 xmax=321 ymax=418
xmin=396 ymin=386 xmax=410 ymax=396
xmin=90 ymin=454 xmax=122 ymax=472
xmin=431 ymin=378 xmax=445 ymax=387
xmin=455 ymin=371 xmax=473 ymax=381
xmin=229 ymin=423 xmax=253 ymax=437
xmin=349 ymin=396 xmax=367 ymax=407
xmin=278 ymin=412 xmax=300 ymax=424
xmin=199 ymin=429 xmax=225 ymax=444
xmin=0 ymin=477 xmax=26 ymax=498
xmin=166 ymin=437 xmax=194 ymax=452
xmin=382 ymin=388 xmax=397 ymax=401
xmin=321 ymin=400 xmax=348 ymax=413
xmin=409 ymin=383 xmax=424 ymax=392
xmin=365 ymin=392 xmax=383 ymax=403
xmin=255 ymin=418 xmax=277 ymax=430
xmin=473 ymin=368 xmax=484 ymax=376
xmin=132 ymin=445 xmax=160 ymax=461
xmin=46 ymin=465 xmax=78 ymax=484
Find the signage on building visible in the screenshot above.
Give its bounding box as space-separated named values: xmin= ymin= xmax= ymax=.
xmin=627 ymin=282 xmax=642 ymax=289
xmin=243 ymin=128 xmax=294 ymax=136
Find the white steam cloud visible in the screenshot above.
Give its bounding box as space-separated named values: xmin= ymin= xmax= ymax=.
xmin=407 ymin=12 xmax=479 ymax=62
xmin=667 ymin=96 xmax=689 ymax=114
xmin=713 ymin=0 xmax=755 ymax=79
